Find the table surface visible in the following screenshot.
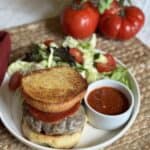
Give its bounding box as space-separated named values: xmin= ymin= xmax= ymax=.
xmin=0 ymin=17 xmax=150 ymax=150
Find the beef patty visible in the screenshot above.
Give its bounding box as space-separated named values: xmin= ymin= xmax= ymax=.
xmin=23 ymin=104 xmax=86 ymax=135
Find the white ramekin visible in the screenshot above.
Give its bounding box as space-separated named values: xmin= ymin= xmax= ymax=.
xmin=84 ymin=79 xmax=134 ymax=130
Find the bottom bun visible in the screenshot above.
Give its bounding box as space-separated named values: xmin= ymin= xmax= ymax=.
xmin=22 ymin=119 xmax=82 ymax=149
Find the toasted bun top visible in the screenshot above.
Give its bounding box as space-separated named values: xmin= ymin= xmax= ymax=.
xmin=21 ymin=66 xmax=87 ymax=104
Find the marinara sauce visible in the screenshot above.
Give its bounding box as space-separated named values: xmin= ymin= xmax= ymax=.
xmin=87 ymin=87 xmax=129 ymax=115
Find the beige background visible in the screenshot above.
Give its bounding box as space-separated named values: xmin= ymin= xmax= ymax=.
xmin=0 ymin=0 xmax=150 ymax=46
xmin=0 ymin=0 xmax=71 ymax=29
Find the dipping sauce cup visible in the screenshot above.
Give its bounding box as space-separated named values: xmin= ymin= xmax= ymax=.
xmin=84 ymin=79 xmax=134 ymax=130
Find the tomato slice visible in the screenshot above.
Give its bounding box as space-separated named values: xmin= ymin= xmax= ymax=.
xmin=96 ymin=54 xmax=116 ymax=72
xmin=43 ymin=39 xmax=53 ymax=47
xmin=69 ymin=48 xmax=83 ymax=64
xmin=27 ymin=102 xmax=80 ymax=123
xmin=9 ymin=72 xmax=23 ymax=91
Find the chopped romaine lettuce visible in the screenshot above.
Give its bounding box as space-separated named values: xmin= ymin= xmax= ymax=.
xmin=23 ymin=44 xmax=49 ymax=62
xmin=83 ymin=52 xmax=94 ymax=67
xmin=50 ymin=42 xmax=59 ymax=48
xmin=95 ymin=54 xmax=107 ymax=63
xmin=38 ymin=44 xmax=49 ymax=60
xmin=100 ymin=66 xmax=131 ymax=89
xmin=62 ymin=34 xmax=99 ymax=83
xmin=63 ymin=34 xmax=130 ymax=84
xmin=48 ymin=47 xmax=54 ymax=67
xmin=76 ymin=61 xmax=100 ymax=83
xmin=8 ymin=60 xmax=47 ymax=75
xmin=89 ymin=34 xmax=97 ymax=49
xmin=53 ymin=47 xmax=75 ymax=66
xmin=39 ymin=43 xmax=47 ymax=49
xmin=75 ymin=63 xmax=87 ymax=78
xmin=63 ymin=36 xmax=78 ymax=48
xmin=8 ymin=35 xmax=131 ymax=89
xmin=63 ymin=34 xmax=96 ymax=51
xmin=86 ymin=67 xmax=100 ymax=83
xmin=110 ymin=67 xmax=131 ymax=89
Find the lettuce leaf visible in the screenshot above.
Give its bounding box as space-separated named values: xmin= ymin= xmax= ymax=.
xmin=110 ymin=67 xmax=131 ymax=89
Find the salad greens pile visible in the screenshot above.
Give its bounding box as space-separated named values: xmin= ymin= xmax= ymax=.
xmin=8 ymin=34 xmax=130 ymax=88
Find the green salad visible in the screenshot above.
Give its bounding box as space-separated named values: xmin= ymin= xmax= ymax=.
xmin=8 ymin=34 xmax=130 ymax=88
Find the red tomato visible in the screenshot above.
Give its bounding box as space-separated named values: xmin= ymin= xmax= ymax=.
xmin=101 ymin=0 xmax=121 ymax=16
xmin=99 ymin=5 xmax=145 ymax=40
xmin=27 ymin=102 xmax=80 ymax=123
xmin=61 ymin=2 xmax=99 ymax=39
xmin=69 ymin=48 xmax=83 ymax=64
xmin=96 ymin=54 xmax=116 ymax=72
xmin=9 ymin=72 xmax=22 ymax=91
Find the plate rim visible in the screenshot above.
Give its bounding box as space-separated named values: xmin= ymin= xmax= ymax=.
xmin=0 ymin=59 xmax=140 ymax=150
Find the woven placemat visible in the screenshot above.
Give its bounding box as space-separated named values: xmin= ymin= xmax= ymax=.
xmin=0 ymin=17 xmax=150 ymax=150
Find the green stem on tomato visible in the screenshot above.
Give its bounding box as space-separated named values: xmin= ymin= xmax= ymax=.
xmin=119 ymin=0 xmax=132 ymax=6
xmin=80 ymin=0 xmax=88 ymax=3
xmin=119 ymin=0 xmax=125 ymax=7
xmin=98 ymin=0 xmax=113 ymax=14
xmin=127 ymin=0 xmax=132 ymax=5
xmin=120 ymin=8 xmax=125 ymax=16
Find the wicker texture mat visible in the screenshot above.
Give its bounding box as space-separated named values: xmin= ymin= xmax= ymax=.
xmin=0 ymin=17 xmax=150 ymax=150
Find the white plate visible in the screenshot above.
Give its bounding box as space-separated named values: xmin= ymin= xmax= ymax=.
xmin=0 ymin=60 xmax=140 ymax=150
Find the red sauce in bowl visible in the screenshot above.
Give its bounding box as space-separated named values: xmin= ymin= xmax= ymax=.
xmin=87 ymin=87 xmax=129 ymax=115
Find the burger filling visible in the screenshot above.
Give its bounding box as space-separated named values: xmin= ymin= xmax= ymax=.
xmin=23 ymin=103 xmax=86 ymax=135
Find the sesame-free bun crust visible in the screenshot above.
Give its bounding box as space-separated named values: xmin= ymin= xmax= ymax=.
xmin=21 ymin=66 xmax=87 ymax=103
xmin=21 ymin=66 xmax=87 ymax=112
xmin=24 ymin=90 xmax=86 ymax=113
xmin=22 ymin=119 xmax=82 ymax=149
